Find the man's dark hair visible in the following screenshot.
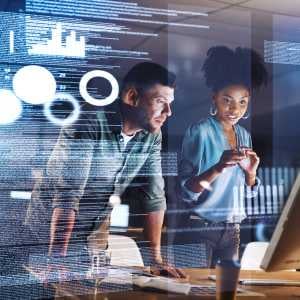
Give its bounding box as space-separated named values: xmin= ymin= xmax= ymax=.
xmin=202 ymin=46 xmax=268 ymax=93
xmin=121 ymin=62 xmax=176 ymax=96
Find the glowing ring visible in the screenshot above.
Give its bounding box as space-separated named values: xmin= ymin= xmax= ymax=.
xmin=79 ymin=70 xmax=119 ymax=106
xmin=44 ymin=92 xmax=80 ymax=126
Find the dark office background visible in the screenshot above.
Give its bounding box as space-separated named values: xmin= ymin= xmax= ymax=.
xmin=0 ymin=0 xmax=300 ymax=276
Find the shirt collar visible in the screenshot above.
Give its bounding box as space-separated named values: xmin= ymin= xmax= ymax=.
xmin=209 ymin=115 xmax=238 ymax=132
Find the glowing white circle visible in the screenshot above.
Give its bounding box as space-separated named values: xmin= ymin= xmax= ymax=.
xmin=79 ymin=70 xmax=119 ymax=106
xmin=44 ymin=92 xmax=80 ymax=126
xmin=0 ymin=89 xmax=22 ymax=124
xmin=13 ymin=65 xmax=56 ymax=105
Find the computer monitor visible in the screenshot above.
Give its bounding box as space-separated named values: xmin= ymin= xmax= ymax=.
xmin=261 ymin=173 xmax=300 ymax=271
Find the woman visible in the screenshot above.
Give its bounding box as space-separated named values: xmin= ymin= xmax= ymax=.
xmin=178 ymin=46 xmax=268 ymax=267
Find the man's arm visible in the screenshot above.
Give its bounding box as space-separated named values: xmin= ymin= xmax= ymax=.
xmin=43 ymin=208 xmax=76 ymax=284
xmin=136 ymin=132 xmax=186 ymax=278
xmin=46 ymin=115 xmax=97 ymax=258
xmin=143 ymin=210 xmax=186 ymax=278
xmin=143 ymin=210 xmax=164 ymax=263
xmin=48 ymin=208 xmax=76 ymax=257
xmin=138 ymin=132 xmax=165 ymax=263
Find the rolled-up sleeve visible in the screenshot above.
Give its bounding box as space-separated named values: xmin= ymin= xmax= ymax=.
xmin=244 ymin=133 xmax=261 ymax=198
xmin=47 ymin=117 xmax=97 ymax=212
xmin=245 ymin=177 xmax=261 ymax=198
xmin=137 ymin=131 xmax=166 ymax=212
xmin=179 ymin=124 xmax=204 ymax=203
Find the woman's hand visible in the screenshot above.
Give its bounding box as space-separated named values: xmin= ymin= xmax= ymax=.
xmin=215 ymin=149 xmax=246 ymax=173
xmin=238 ymin=148 xmax=260 ymax=175
xmin=238 ymin=147 xmax=260 ymax=186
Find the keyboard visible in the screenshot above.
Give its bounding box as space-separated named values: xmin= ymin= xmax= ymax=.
xmin=239 ymin=279 xmax=300 ymax=286
xmin=209 ymin=274 xmax=300 ymax=287
xmin=131 ymin=275 xmax=252 ymax=296
xmin=189 ymin=285 xmax=246 ymax=296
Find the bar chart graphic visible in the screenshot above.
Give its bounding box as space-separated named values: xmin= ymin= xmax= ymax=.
xmin=28 ymin=22 xmax=86 ymax=58
xmin=9 ymin=30 xmax=14 ymax=54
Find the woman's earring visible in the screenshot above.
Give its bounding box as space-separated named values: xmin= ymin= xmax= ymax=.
xmin=209 ymin=104 xmax=217 ymax=116
xmin=242 ymin=111 xmax=250 ymax=119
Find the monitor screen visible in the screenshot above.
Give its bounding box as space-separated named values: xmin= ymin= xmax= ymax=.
xmin=261 ymin=173 xmax=300 ymax=271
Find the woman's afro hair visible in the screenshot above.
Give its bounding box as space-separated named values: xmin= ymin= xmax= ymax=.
xmin=202 ymin=46 xmax=268 ymax=92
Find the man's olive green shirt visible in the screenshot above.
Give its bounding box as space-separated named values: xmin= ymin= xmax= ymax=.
xmin=26 ymin=104 xmax=166 ymax=243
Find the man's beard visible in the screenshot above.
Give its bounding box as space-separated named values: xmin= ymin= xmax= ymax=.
xmin=120 ymin=102 xmax=154 ymax=132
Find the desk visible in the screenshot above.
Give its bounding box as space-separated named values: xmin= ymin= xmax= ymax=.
xmin=52 ymin=269 xmax=300 ymax=300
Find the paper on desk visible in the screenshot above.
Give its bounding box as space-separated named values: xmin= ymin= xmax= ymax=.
xmin=132 ymin=275 xmax=191 ymax=295
xmin=98 ymin=267 xmax=133 ymax=287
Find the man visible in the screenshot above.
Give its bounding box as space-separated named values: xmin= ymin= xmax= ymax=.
xmin=26 ymin=62 xmax=184 ymax=279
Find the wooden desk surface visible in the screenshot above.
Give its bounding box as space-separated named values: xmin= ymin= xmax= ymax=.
xmin=53 ymin=268 xmax=300 ymax=300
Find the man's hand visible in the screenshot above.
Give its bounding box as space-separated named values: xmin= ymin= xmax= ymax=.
xmin=42 ymin=259 xmax=71 ymax=287
xmin=150 ymin=260 xmax=187 ymax=278
xmin=143 ymin=212 xmax=187 ymax=278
